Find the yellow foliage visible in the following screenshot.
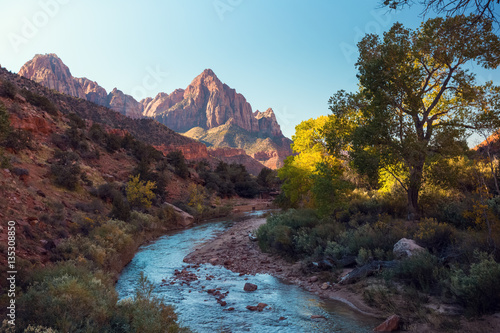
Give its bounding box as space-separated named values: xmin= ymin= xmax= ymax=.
xmin=188 ymin=183 xmax=208 ymax=214
xmin=126 ymin=174 xmax=156 ymax=209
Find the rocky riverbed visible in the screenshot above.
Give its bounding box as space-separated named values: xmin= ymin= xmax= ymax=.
xmin=183 ymin=216 xmax=385 ymax=318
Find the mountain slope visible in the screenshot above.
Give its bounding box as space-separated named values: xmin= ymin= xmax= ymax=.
xmin=18 ymin=53 xmax=292 ymax=169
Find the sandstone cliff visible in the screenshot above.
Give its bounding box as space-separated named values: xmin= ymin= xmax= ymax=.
xmin=19 ymin=54 xmax=143 ymax=118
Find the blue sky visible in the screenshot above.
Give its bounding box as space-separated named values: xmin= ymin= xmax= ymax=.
xmin=1 ymin=0 xmax=498 ymax=144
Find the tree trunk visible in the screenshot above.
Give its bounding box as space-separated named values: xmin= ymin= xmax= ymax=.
xmin=407 ymin=162 xmax=424 ymax=221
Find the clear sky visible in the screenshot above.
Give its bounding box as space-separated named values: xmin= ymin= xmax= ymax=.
xmin=1 ymin=0 xmax=499 ymax=144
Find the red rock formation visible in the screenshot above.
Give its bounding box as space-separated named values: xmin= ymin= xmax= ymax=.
xmin=19 ymin=54 xmax=86 ymax=99
xmin=154 ymin=143 xmax=209 ymax=160
xmin=18 ymin=54 xmax=292 ymax=169
xmin=143 ymin=89 xmax=185 ymax=117
xmin=75 ymin=77 xmax=108 ymax=105
xmin=107 ymin=88 xmax=143 ymax=119
xmin=151 ymin=69 xmax=283 ymax=138
xmin=19 ymin=54 xmax=143 ymax=118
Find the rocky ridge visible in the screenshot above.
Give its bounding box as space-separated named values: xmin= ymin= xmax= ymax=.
xmin=18 ymin=53 xmax=292 ymax=169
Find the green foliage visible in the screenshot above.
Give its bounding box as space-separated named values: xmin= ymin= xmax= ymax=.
xmin=257 ymin=209 xmax=321 ymax=258
xmin=116 ymin=273 xmax=188 ymax=333
xmin=50 ymin=150 xmax=81 ymax=190
xmin=257 ymin=167 xmax=278 ymax=189
xmin=0 ymin=79 xmax=17 ymax=99
xmin=391 ymin=251 xmax=444 ymax=293
xmin=328 ymin=15 xmax=500 ymax=217
xmin=16 ymin=263 xmax=187 ymax=332
xmin=198 ymin=161 xmax=260 ymax=199
xmin=21 ymin=89 xmax=58 ymax=116
xmin=450 ymin=251 xmax=500 ymax=316
xmin=111 ymin=193 xmax=131 ymax=222
xmin=414 ymin=218 xmax=455 ymax=253
xmin=129 ymin=211 xmax=158 ymax=232
xmin=0 ymin=102 xmax=12 ymax=142
xmin=188 ymin=183 xmax=209 ymax=215
xmin=166 ymin=151 xmax=189 ymax=179
xmin=3 ymin=128 xmax=33 ymax=152
xmin=17 ymin=262 xmax=117 ymax=332
xmin=126 ymin=174 xmax=156 ymax=210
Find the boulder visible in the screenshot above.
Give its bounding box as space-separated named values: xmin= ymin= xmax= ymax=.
xmin=373 ymin=314 xmax=400 ymax=332
xmin=393 ymin=238 xmax=425 ymax=259
xmin=163 ymin=202 xmax=195 ymax=228
xmin=244 ymin=283 xmax=258 ymax=292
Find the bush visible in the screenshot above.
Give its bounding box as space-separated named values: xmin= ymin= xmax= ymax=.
xmin=50 ymin=150 xmax=81 ymax=190
xmin=126 ymin=174 xmax=156 ymax=210
xmin=21 ymin=89 xmax=58 ymax=116
xmin=0 ymin=80 xmax=17 ymax=99
xmin=115 ymin=273 xmax=188 ymax=333
xmin=108 ymin=197 xmax=129 ymax=224
xmin=129 ymin=211 xmax=158 ymax=231
xmin=391 ymin=251 xmax=444 ymax=293
xmin=166 ymin=151 xmax=189 ymax=179
xmin=17 ymin=262 xmax=117 ymax=332
xmin=450 ymin=251 xmax=500 ymax=316
xmin=414 ymin=218 xmax=455 ymax=253
xmin=3 ymin=128 xmax=33 ymax=152
xmin=257 ymin=209 xmax=320 ymax=258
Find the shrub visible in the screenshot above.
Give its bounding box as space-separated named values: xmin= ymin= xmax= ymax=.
xmin=21 ymin=89 xmax=58 ymax=116
xmin=50 ymin=150 xmax=81 ymax=190
xmin=115 ymin=273 xmax=188 ymax=333
xmin=3 ymin=128 xmax=33 ymax=152
xmin=0 ymin=80 xmax=17 ymax=99
xmin=449 ymin=251 xmax=500 ymax=316
xmin=126 ymin=174 xmax=156 ymax=210
xmin=129 ymin=211 xmax=158 ymax=231
xmin=257 ymin=209 xmax=320 ymax=258
xmin=0 ymin=102 xmax=11 ymax=142
xmin=17 ymin=262 xmax=117 ymax=332
xmin=156 ymin=204 xmax=180 ymax=227
xmin=414 ymin=218 xmax=455 ymax=253
xmin=109 ymin=190 xmax=131 ymax=222
xmin=391 ymin=251 xmax=444 ymax=293
xmin=166 ymin=151 xmax=189 ymax=179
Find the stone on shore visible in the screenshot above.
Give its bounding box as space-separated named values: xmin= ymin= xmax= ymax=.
xmin=373 ymin=314 xmax=400 ymax=332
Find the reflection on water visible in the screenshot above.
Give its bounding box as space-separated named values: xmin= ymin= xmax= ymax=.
xmin=116 ymin=213 xmax=380 ymax=332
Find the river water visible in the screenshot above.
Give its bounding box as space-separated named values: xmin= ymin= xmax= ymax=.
xmin=115 ymin=212 xmax=380 ymax=332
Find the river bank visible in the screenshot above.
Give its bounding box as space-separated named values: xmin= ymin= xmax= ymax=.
xmin=183 ymin=214 xmax=500 ymax=333
xmin=183 ymin=216 xmax=385 ymax=319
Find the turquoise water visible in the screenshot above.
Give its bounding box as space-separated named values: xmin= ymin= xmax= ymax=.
xmin=115 ymin=214 xmax=380 ymax=332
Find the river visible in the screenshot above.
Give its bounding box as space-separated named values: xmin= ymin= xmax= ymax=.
xmin=115 ymin=212 xmax=381 ymax=332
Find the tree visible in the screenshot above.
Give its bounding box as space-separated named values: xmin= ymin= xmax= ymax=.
xmin=126 ymin=174 xmax=156 ymax=209
xmin=279 ymin=116 xmax=347 ymax=212
xmin=383 ymin=0 xmax=500 ymax=24
xmin=328 ymin=15 xmax=500 ymax=219
xmin=166 ymin=150 xmax=189 ymax=179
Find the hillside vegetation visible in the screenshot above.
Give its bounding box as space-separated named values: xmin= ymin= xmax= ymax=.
xmin=0 ymin=70 xmax=275 ymax=332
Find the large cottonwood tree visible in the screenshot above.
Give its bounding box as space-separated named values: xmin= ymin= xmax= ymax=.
xmin=328 ymin=15 xmax=500 ymax=219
